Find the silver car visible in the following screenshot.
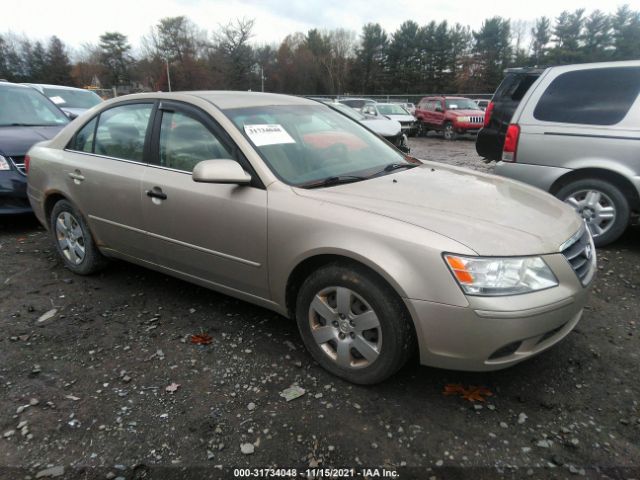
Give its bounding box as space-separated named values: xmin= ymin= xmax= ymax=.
xmin=495 ymin=60 xmax=640 ymax=247
xmin=27 ymin=92 xmax=595 ymax=384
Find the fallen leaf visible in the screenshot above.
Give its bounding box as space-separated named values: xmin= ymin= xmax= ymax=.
xmin=165 ymin=382 xmax=181 ymax=393
xmin=443 ymin=383 xmax=466 ymax=396
xmin=443 ymin=384 xmax=493 ymax=402
xmin=190 ymin=333 xmax=213 ymax=345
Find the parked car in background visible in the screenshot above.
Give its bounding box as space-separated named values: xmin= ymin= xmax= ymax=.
xmin=0 ymin=82 xmax=69 ymax=214
xmin=331 ymin=102 xmax=409 ymax=152
xmin=27 ymin=91 xmax=594 ymax=384
xmin=365 ymin=103 xmax=417 ymax=136
xmin=476 ymin=67 xmax=544 ymax=160
xmin=415 ymin=96 xmax=485 ymax=140
xmin=393 ymin=102 xmax=416 ymax=115
xmin=23 ymin=83 xmax=103 ymax=119
xmin=495 ymin=61 xmax=640 ymax=247
xmin=474 ymin=99 xmax=490 ymax=111
xmin=338 ymin=97 xmax=376 ymax=111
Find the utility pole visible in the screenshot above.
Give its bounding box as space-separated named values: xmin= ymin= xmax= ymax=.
xmin=166 ymin=58 xmax=172 ymax=92
xmin=260 ymin=65 xmax=264 ymax=93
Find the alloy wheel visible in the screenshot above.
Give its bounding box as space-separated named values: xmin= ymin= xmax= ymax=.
xmin=565 ymin=189 xmax=616 ymax=238
xmin=308 ymin=286 xmax=382 ymax=369
xmin=55 ymin=211 xmax=86 ymax=265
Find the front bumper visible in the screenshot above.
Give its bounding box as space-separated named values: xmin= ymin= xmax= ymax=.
xmin=453 ymin=122 xmax=483 ymax=134
xmin=0 ymin=170 xmax=31 ymax=214
xmin=405 ymin=251 xmax=593 ymax=371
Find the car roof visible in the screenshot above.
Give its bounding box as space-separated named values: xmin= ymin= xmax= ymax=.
xmin=0 ymin=82 xmax=33 ymax=90
xmin=184 ymin=91 xmax=319 ymax=109
xmin=23 ymin=83 xmax=97 ymax=92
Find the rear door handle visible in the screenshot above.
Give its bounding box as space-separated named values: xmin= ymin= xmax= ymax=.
xmin=146 ymin=188 xmax=167 ymax=200
xmin=68 ymin=171 xmax=85 ymax=182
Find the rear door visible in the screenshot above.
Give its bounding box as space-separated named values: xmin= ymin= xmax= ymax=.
xmin=141 ymin=100 xmax=270 ymax=299
xmin=63 ymin=101 xmax=155 ymax=258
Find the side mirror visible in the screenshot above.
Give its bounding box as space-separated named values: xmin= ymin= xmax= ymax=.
xmin=65 ymin=111 xmax=78 ymax=120
xmin=192 ymin=159 xmax=252 ymax=185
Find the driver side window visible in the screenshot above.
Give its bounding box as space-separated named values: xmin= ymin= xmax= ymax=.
xmin=159 ymin=111 xmax=232 ymax=172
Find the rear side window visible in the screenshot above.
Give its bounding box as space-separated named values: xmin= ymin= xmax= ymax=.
xmin=69 ymin=118 xmax=97 ymax=152
xmin=534 ymin=67 xmax=640 ymax=125
xmin=94 ymin=104 xmax=153 ymax=161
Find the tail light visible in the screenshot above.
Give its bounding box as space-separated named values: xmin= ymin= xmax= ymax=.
xmin=24 ymin=154 xmax=31 ymax=174
xmin=483 ymin=101 xmax=494 ymax=127
xmin=502 ymin=124 xmax=520 ymax=162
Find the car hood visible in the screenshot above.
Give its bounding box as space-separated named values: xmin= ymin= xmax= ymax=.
xmin=385 ymin=114 xmax=415 ymax=122
xmin=360 ymin=118 xmax=402 ymax=137
xmin=294 ymin=163 xmax=582 ymax=256
xmin=0 ymin=126 xmax=65 ymax=157
xmin=450 ymin=109 xmax=484 ymax=117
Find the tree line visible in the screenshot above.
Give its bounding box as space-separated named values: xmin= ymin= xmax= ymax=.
xmin=1 ymin=5 xmax=639 ymax=96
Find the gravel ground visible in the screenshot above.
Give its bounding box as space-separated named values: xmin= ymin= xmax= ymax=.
xmin=1 ymin=136 xmax=639 ymax=480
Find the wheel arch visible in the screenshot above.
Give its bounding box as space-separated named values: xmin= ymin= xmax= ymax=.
xmin=549 ymin=168 xmax=640 ymax=211
xmin=284 ymin=252 xmax=410 ymax=321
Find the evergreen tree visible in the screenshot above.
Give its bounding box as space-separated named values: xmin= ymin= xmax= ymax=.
xmin=99 ymin=32 xmax=133 ymax=87
xmin=45 ymin=36 xmax=74 ymax=85
xmin=352 ymin=23 xmax=388 ymax=94
xmin=530 ymin=17 xmax=551 ymax=65
xmin=611 ymin=5 xmax=640 ymax=60
xmin=473 ymin=17 xmax=512 ymax=91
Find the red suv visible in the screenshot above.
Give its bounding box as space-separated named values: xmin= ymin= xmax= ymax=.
xmin=415 ymin=96 xmax=485 ymax=140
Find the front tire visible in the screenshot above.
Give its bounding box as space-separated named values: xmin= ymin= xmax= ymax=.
xmin=556 ymin=178 xmax=630 ymax=247
xmin=443 ymin=122 xmax=457 ymax=141
xmin=50 ymin=200 xmax=107 ymax=275
xmin=295 ymin=263 xmax=416 ymax=384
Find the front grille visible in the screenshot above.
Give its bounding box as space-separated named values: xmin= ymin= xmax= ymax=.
xmin=470 ymin=116 xmax=484 ymax=124
xmin=560 ymin=226 xmax=596 ymax=286
xmin=9 ymin=156 xmax=26 ymax=175
xmin=400 ymin=121 xmax=414 ymax=126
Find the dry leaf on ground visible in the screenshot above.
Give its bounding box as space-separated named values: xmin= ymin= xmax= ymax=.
xmin=443 ymin=384 xmax=493 ymax=402
xmin=190 ymin=333 xmax=213 ymax=345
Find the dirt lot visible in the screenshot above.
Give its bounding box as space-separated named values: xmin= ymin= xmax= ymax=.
xmin=1 ymin=136 xmax=639 ymax=480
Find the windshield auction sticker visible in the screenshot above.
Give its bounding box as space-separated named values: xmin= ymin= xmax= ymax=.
xmin=244 ymin=124 xmax=295 ymax=147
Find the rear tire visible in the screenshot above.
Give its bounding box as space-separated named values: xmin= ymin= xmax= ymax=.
xmin=556 ymin=178 xmax=630 ymax=247
xmin=295 ymin=262 xmax=416 ymax=384
xmin=50 ymin=200 xmax=107 ymax=275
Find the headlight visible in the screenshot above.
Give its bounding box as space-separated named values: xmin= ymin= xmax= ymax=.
xmin=0 ymin=155 xmax=11 ymax=171
xmin=457 ymin=116 xmax=470 ymax=123
xmin=444 ymin=255 xmax=558 ymax=296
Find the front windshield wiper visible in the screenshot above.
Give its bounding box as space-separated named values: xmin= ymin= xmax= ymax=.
xmin=368 ymin=163 xmax=418 ymax=178
xmin=299 ymin=175 xmax=368 ymax=189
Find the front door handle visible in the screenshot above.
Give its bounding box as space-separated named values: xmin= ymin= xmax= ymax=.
xmin=146 ymin=188 xmax=167 ymax=200
xmin=68 ymin=171 xmax=85 ymax=182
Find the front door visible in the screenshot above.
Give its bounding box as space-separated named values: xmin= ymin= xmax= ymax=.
xmin=141 ymin=101 xmax=269 ymax=299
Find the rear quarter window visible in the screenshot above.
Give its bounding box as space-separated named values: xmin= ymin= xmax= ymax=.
xmin=533 ymin=67 xmax=640 ymax=126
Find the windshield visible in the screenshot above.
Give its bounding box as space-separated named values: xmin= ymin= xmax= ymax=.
xmin=43 ymin=87 xmax=102 ymax=109
xmin=224 ymin=104 xmax=409 ymax=186
xmin=445 ymin=98 xmax=479 ymax=110
xmin=0 ymin=86 xmax=69 ymax=127
xmin=377 ymin=104 xmax=409 ymax=115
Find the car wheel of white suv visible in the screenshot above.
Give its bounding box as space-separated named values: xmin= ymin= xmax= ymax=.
xmin=557 ymin=178 xmax=630 ymax=247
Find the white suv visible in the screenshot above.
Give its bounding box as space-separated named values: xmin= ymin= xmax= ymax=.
xmin=495 ymin=60 xmax=640 ymax=246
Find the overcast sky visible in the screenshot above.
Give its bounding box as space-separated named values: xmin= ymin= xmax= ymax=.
xmin=5 ymin=0 xmax=632 ymax=53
